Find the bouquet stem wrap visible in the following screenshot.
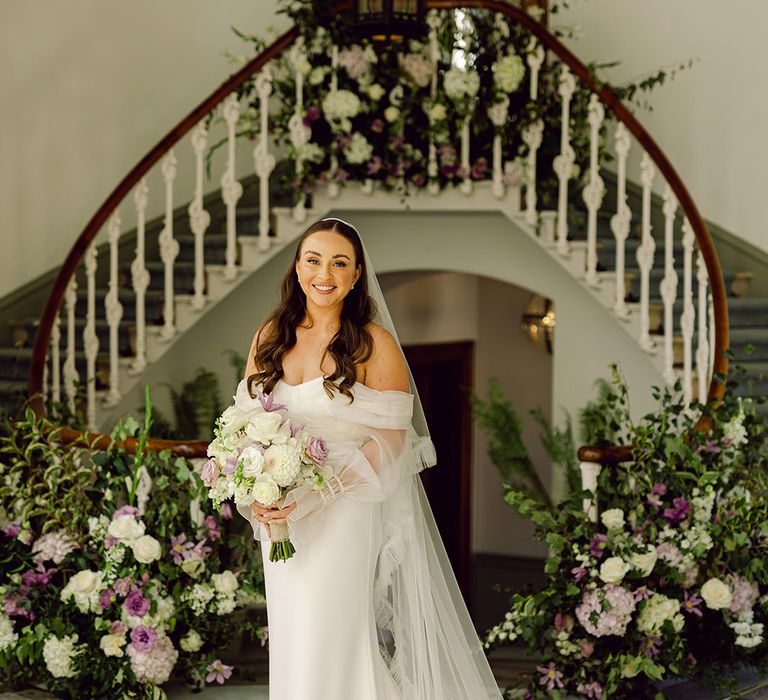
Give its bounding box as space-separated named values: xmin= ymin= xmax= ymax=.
xmin=267 ymin=521 xmax=294 ymax=562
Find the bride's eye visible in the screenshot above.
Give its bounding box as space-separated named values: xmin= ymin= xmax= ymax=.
xmin=334 ymin=261 xmax=346 ymax=268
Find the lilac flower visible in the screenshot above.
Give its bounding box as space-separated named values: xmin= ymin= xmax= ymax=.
xmin=579 ymin=639 xmax=594 ymax=658
xmin=113 ymin=577 xmax=133 ymax=596
xmin=113 ymin=505 xmax=140 ymax=520
xmin=21 ymin=563 xmax=57 ymax=588
xmin=663 ymin=497 xmax=691 ymax=524
xmin=220 ymin=503 xmax=233 ymax=520
xmin=130 ymin=625 xmax=158 ymax=653
xmin=581 ymin=680 xmax=603 ymax=699
xmin=287 ymin=420 xmax=305 ymax=439
xmin=647 ymin=482 xmax=667 ymax=508
xmin=576 ymin=584 xmax=636 ymax=637
xmin=124 ymin=589 xmax=150 ymax=617
xmin=367 ymin=156 xmax=383 ymax=175
xmin=589 ymin=533 xmax=608 ymax=559
xmin=201 ymin=458 xmax=220 ymax=487
xmin=634 ymin=586 xmax=652 ymax=601
xmin=255 ymin=389 xmax=286 ymax=413
xmin=192 ymin=540 xmax=212 ymax=561
xmin=682 ymin=591 xmax=703 ymax=617
xmin=305 ymin=105 xmax=321 ymax=123
xmin=471 ymin=157 xmax=489 ymax=179
xmin=99 ymin=588 xmax=115 ymax=610
xmin=110 ymin=621 xmax=127 ymax=636
xmin=306 ymin=437 xmax=329 ymax=465
xmin=2 ymin=519 xmax=21 ymax=538
xmin=571 ymin=566 xmax=588 ymax=582
xmin=536 ymin=662 xmax=564 ymax=691
xmin=370 ymin=118 xmax=384 ymax=134
xmin=206 ymin=659 xmax=234 ymax=684
xmin=204 ymin=515 xmax=221 ymax=542
xmin=640 ymin=635 xmax=661 ymax=657
xmin=170 ymin=533 xmax=194 ymax=564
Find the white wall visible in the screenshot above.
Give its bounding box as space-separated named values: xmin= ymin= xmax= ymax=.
xmin=0 ymin=0 xmax=287 ymax=299
xmin=559 ymin=0 xmax=768 ymax=254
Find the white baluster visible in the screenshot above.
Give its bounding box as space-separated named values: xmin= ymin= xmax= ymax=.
xmin=83 ymin=242 xmax=100 ymax=431
xmin=522 ymin=120 xmax=543 ymax=225
xmin=159 ymin=151 xmax=179 ymax=342
xmin=254 ymin=66 xmax=276 ymax=248
xmin=50 ymin=313 xmax=61 ymax=406
xmin=526 ymin=38 xmax=545 ymax=101
xmin=328 ymin=46 xmax=340 ymax=199
xmin=289 ymin=38 xmax=310 ymax=222
xmin=553 ymin=66 xmax=576 ymax=257
xmin=637 ymin=152 xmax=656 ymax=352
xmin=696 ymin=250 xmax=710 ymax=403
xmin=681 ymin=219 xmax=696 ymax=403
xmin=129 ymin=178 xmax=150 ymax=375
xmin=427 ymin=11 xmax=441 ymax=196
xmin=103 ymin=213 xmax=123 ymax=408
xmin=189 ymin=121 xmax=211 ymax=310
xmin=610 ymin=123 xmax=631 ymax=319
xmin=580 ymin=461 xmax=602 ymax=523
xmin=221 ymin=93 xmax=243 ymax=280
xmin=62 ymin=278 xmax=78 ymax=417
xmin=488 ymin=94 xmax=509 ymax=199
xmin=582 ymin=94 xmax=604 ymax=288
xmin=459 ymin=116 xmax=473 ymax=196
xmin=660 ymin=185 xmax=678 ymax=385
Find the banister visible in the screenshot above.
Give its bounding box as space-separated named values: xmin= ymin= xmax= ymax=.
xmin=27 ymin=0 xmax=729 ymax=461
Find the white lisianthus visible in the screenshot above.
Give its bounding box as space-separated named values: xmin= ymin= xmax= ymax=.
xmin=384 ymin=106 xmax=401 ymax=123
xmin=43 ymin=634 xmax=80 ymax=678
xmin=251 ymin=475 xmax=281 ymax=506
xmin=493 ymin=52 xmax=525 ymax=92
xmin=207 ymin=433 xmax=241 ymax=463
xmin=730 ymin=619 xmax=764 ymax=648
xmin=601 ymin=508 xmax=625 ymax=531
xmin=264 ymin=443 xmax=302 ymax=488
xmin=107 ymin=514 xmax=146 ymax=543
xmin=322 ymin=89 xmax=362 ymax=122
xmin=233 ymin=481 xmax=257 ymax=507
xmin=367 ymin=83 xmax=385 ymax=101
xmin=244 ymin=412 xmax=285 ymax=444
xmin=180 ymin=629 xmax=203 ymax=652
xmin=629 ymin=546 xmax=658 ymax=577
xmin=209 ymin=478 xmax=235 ymax=504
xmin=701 ymin=577 xmax=733 ymax=610
xmin=240 ymin=446 xmax=266 ymax=478
xmin=598 ymin=557 xmax=630 ymax=584
xmin=218 ymin=405 xmax=251 ymax=433
xmin=99 ymin=633 xmax=126 ymax=658
xmin=181 ymin=556 xmax=206 ymax=579
xmin=60 ymin=570 xmax=104 ymax=614
xmin=637 ymin=593 xmax=684 ymax=635
xmin=212 ymin=570 xmax=239 ymax=596
xmin=0 ymin=613 xmax=18 ymax=652
xmin=131 ymin=534 xmax=161 ymax=564
xmin=343 ymin=132 xmax=374 ymax=165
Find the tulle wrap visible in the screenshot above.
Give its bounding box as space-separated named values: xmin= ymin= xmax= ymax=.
xmin=234 ymin=377 xmax=502 ymax=699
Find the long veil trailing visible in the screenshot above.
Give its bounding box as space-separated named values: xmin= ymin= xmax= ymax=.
xmin=237 ymin=218 xmax=502 ymax=698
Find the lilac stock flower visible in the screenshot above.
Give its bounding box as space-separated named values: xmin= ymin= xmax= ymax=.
xmin=206 ymin=659 xmax=234 ymax=684
xmin=537 ymin=662 xmax=564 ymax=692
xmin=682 ymin=591 xmax=703 ymax=617
xmin=99 ymin=588 xmax=115 ymax=610
xmin=21 ymin=563 xmax=57 ymax=588
xmin=201 ymin=458 xmax=220 ymax=487
xmin=124 ymin=589 xmax=150 ymax=617
xmin=2 ymin=519 xmax=21 ymax=538
xmin=589 ymin=533 xmax=608 ymax=559
xmin=170 ymin=533 xmax=194 ymax=564
xmin=306 ymin=436 xmax=329 ymax=465
xmin=255 ymin=389 xmax=286 ymax=413
xmin=113 ymin=505 xmax=140 ymax=520
xmin=113 ymin=577 xmax=133 ymax=596
xmin=571 ymin=566 xmax=588 ymax=582
xmin=220 ymin=502 xmax=233 ymax=520
xmin=105 ymin=535 xmax=119 ymax=549
xmin=223 ymin=457 xmax=238 ymax=477
xmin=663 ymin=497 xmax=691 ymax=524
xmin=130 ymin=625 xmax=158 ymax=653
xmin=647 ymin=482 xmax=667 ymax=508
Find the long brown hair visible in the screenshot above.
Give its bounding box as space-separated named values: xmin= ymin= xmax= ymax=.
xmin=246 ymin=218 xmax=377 ymax=402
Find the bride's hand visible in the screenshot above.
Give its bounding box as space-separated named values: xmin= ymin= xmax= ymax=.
xmin=251 ymin=501 xmax=298 ymax=534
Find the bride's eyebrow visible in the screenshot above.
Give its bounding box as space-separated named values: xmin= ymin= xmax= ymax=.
xmin=304 ymin=250 xmax=351 ymax=260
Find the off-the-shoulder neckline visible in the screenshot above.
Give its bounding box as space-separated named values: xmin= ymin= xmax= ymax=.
xmin=273 ymin=375 xmax=412 ymax=397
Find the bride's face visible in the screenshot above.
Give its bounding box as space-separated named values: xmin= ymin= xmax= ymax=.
xmin=295 ymin=230 xmax=362 ymax=308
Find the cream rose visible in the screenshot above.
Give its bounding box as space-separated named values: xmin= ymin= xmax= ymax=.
xmin=67 ymin=569 xmax=100 ymax=595
xmin=131 ymin=534 xmax=161 ymax=564
xmin=99 ymin=633 xmax=125 ymax=658
xmin=218 ymin=404 xmax=251 ymax=433
xmin=600 ymin=508 xmax=625 ymax=531
xmin=599 ymin=557 xmax=630 ymax=584
xmin=212 ymin=570 xmax=239 ymax=595
xmin=701 ymin=577 xmax=733 ymax=610
xmin=180 ymin=557 xmax=206 ymax=579
xmin=245 ymin=412 xmax=285 ymax=444
xmin=251 ymin=476 xmax=280 ymax=506
xmin=240 ymin=446 xmax=266 ymax=478
xmin=180 ymin=629 xmax=203 ymax=653
xmin=107 ymin=514 xmax=146 ymax=543
xmin=629 ymin=546 xmax=658 ymax=577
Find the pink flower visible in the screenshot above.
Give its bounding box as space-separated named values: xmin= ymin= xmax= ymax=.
xmin=255 ymin=389 xmax=286 ymax=413
xmin=576 ymin=584 xmax=636 ymax=637
xmin=647 ymin=482 xmax=667 ymax=508
xmin=113 ymin=577 xmax=133 ymax=596
xmin=2 ymin=519 xmax=21 ymax=538
xmin=571 ymin=566 xmax=588 ymax=581
xmin=204 ymin=515 xmax=221 ymax=542
xmin=113 ymin=505 xmax=140 ymax=520
xmin=110 ymin=621 xmax=127 ymax=636
xmin=206 ymin=659 xmax=234 ymax=684
xmin=170 ymin=533 xmax=195 ymax=564
xmin=201 ymin=459 xmax=220 ymax=487
xmin=580 ymin=680 xmax=603 ymax=698
xmin=130 ymin=625 xmax=158 ymax=653
xmin=553 ymin=613 xmax=573 ymax=632
xmin=634 ymin=586 xmax=652 ymax=601
xmin=370 ymin=119 xmax=385 ymax=134
xmin=124 ymin=589 xmax=150 ymax=617
xmin=579 ymin=639 xmax=594 ymax=658
xmin=99 ymin=588 xmax=115 ymax=610
xmin=536 ymin=662 xmax=564 ymax=691
xmin=192 ymin=540 xmax=212 ymax=561
xmin=640 ymin=635 xmax=661 ymax=657
xmin=306 ymin=437 xmax=329 ymax=465
xmin=220 ymin=503 xmax=233 ymax=520
xmin=682 ymin=591 xmax=703 ymax=617
xmin=589 ymin=533 xmax=608 ymax=559
xmin=663 ymin=497 xmax=691 ymax=524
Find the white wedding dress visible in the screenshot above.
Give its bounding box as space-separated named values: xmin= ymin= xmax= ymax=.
xmin=235 ymin=375 xmax=502 ymax=700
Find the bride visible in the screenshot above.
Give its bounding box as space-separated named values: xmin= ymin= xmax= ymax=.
xmin=234 ymin=217 xmax=502 ymax=699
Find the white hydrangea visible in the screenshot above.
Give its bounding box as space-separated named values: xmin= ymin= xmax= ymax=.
xmin=60 ymin=570 xmax=104 ymax=614
xmin=730 ymin=619 xmax=764 ymax=648
xmin=493 ymin=52 xmax=525 ymax=92
xmin=0 ymin=613 xmax=18 ymax=652
xmin=637 ymin=593 xmax=684 ymax=635
xmin=343 ymin=132 xmax=373 ymax=165
xmin=216 ymin=595 xmax=237 ymax=616
xmin=309 ymin=66 xmax=327 ymax=85
xmin=184 ymin=583 xmax=215 ymax=616
xmin=264 ymin=443 xmax=302 ymax=488
xmin=322 ymin=90 xmax=362 ymax=122
xmin=443 ymin=67 xmax=480 ymax=101
xmin=43 ymin=633 xmax=81 ymax=679
xmin=31 ymin=530 xmax=77 ymax=564
xmin=487 ymin=96 xmax=509 ymax=127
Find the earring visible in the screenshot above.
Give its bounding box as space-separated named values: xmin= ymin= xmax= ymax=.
xmin=351 ymin=284 xmax=355 ymax=290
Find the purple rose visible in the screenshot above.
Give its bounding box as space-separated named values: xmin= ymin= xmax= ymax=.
xmin=306 ymin=437 xmax=329 ymax=465
xmin=201 ymin=458 xmax=220 ymax=487
xmin=113 ymin=505 xmax=140 ymax=520
xmin=124 ymin=589 xmax=150 ymax=617
xmin=113 ymin=577 xmax=133 ymax=596
xmin=129 ymin=625 xmax=158 ymax=653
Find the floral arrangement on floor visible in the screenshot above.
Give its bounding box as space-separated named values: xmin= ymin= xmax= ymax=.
xmin=215 ymin=0 xmax=684 ymax=207
xmin=0 ymin=388 xmax=266 ymax=699
xmin=482 ymin=363 xmax=768 ymax=699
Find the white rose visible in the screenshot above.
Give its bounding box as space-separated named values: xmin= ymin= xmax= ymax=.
xmin=245 ymin=412 xmax=285 ymax=444
xmin=107 ymin=514 xmax=146 ymax=543
xmin=67 ymin=569 xmax=100 ymax=595
xmin=99 ymin=633 xmax=125 ymax=657
xmin=251 ymin=476 xmax=280 ymax=506
xmin=384 ymin=106 xmax=400 ymax=123
xmin=367 ymin=83 xmax=385 ymax=101
xmin=600 ymin=508 xmax=625 ymax=531
xmin=218 ymin=405 xmax=251 ymax=434
xmin=240 ymin=446 xmax=266 ymax=478
xmin=180 ymin=629 xmax=203 ymax=653
xmin=629 ymin=546 xmax=658 ymax=577
xmin=701 ymin=577 xmax=733 ymax=610
xmin=180 ymin=557 xmax=206 ymax=579
xmin=637 ymin=593 xmax=684 ymax=635
xmin=211 ymin=570 xmax=239 ymax=595
xmin=131 ymin=534 xmax=161 ymax=564
xmin=598 ymin=557 xmax=630 ymax=584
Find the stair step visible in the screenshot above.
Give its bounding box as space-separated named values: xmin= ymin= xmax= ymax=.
xmin=118 ymin=261 xmax=207 ymax=295
xmin=75 ymin=288 xmax=167 ymax=323
xmin=11 ymin=317 xmax=135 ymax=355
xmin=0 ymin=347 xmax=112 ymax=386
xmin=647 ymin=297 xmax=768 ymax=334
xmin=625 ymin=268 xmax=746 ymax=302
xmin=729 ymin=328 xmax=768 ymax=362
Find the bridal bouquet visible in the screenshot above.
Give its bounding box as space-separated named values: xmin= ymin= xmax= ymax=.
xmin=202 ymin=387 xmax=332 ymax=562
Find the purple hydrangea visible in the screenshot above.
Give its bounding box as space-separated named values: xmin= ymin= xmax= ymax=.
xmin=130 ymin=625 xmax=158 ymax=653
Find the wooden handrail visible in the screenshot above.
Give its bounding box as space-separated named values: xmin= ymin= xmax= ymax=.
xmin=27 ymin=0 xmax=728 ymax=462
